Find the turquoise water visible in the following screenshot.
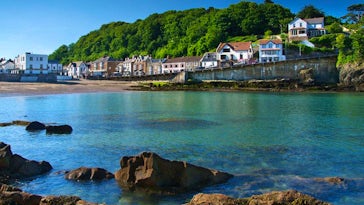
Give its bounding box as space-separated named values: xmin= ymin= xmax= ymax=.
xmin=0 ymin=91 xmax=363 ymax=204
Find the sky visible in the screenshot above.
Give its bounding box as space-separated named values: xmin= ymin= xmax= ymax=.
xmin=0 ymin=0 xmax=362 ymax=59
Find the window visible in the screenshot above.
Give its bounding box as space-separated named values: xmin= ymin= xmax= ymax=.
xmin=221 ymin=55 xmax=227 ymax=60
xmin=268 ymin=43 xmax=273 ymax=48
xmin=223 ymin=48 xmax=230 ymax=52
xmin=40 ymin=57 xmax=43 ymax=61
xmin=40 ymin=64 xmax=43 ymax=69
xmin=175 ymin=64 xmax=178 ymax=68
xmin=181 ymin=64 xmax=184 ymax=67
xmin=29 ymin=64 xmax=33 ymax=69
xmin=30 ymin=57 xmax=33 ymax=61
xmin=299 ymin=23 xmax=302 ymax=27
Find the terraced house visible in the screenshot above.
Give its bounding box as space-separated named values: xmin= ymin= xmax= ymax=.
xmin=288 ymin=17 xmax=326 ymax=42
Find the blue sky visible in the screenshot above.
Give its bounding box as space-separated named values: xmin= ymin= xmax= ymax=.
xmin=0 ymin=0 xmax=361 ymax=59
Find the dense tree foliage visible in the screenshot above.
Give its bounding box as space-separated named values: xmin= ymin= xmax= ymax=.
xmin=49 ymin=2 xmax=294 ymax=64
xmin=297 ymin=5 xmax=325 ymax=19
xmin=336 ymin=4 xmax=364 ymax=65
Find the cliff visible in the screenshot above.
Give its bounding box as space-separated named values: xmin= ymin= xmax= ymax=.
xmin=339 ymin=62 xmax=364 ymax=91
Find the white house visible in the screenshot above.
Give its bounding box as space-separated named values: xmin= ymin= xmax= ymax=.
xmin=162 ymin=56 xmax=201 ymax=73
xmin=48 ymin=60 xmax=63 ymax=74
xmin=14 ymin=53 xmax=48 ymax=74
xmin=0 ymin=59 xmax=15 ymax=73
xmin=200 ymin=52 xmax=218 ymax=68
xmin=259 ymin=39 xmax=286 ymax=63
xmin=67 ymin=61 xmax=89 ymax=78
xmin=216 ymin=42 xmax=253 ymax=66
xmin=288 ymin=17 xmax=326 ymax=42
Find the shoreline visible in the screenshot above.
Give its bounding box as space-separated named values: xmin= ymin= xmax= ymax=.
xmin=0 ymin=79 xmax=361 ymax=97
xmin=0 ymin=79 xmax=140 ymax=97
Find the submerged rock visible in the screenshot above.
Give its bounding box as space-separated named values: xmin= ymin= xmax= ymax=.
xmin=46 ymin=125 xmax=73 ymax=134
xmin=114 ymin=152 xmax=233 ymax=194
xmin=65 ymin=167 xmax=114 ymax=181
xmin=25 ymin=121 xmax=46 ymax=131
xmin=187 ymin=190 xmax=331 ymax=205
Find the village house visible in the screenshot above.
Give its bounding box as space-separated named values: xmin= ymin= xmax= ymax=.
xmin=216 ymin=42 xmax=253 ymax=67
xmin=132 ymin=55 xmax=152 ymax=76
xmin=288 ymin=17 xmax=326 ymax=42
xmin=200 ymin=52 xmax=218 ymax=69
xmin=90 ymin=56 xmax=122 ymax=77
xmin=162 ymin=56 xmax=201 ymax=73
xmin=0 ymin=59 xmax=15 ymax=73
xmin=148 ymin=58 xmax=166 ymax=75
xmin=67 ymin=61 xmax=89 ymax=78
xmin=48 ymin=60 xmax=63 ymax=74
xmin=14 ymin=52 xmax=49 ymax=74
xmin=258 ymin=39 xmax=286 ymax=63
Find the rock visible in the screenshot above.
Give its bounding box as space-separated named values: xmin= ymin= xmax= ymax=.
xmin=40 ymin=195 xmax=81 ymax=205
xmin=9 ymin=154 xmax=52 ymax=178
xmin=0 ymin=183 xmax=97 ymax=205
xmin=12 ymin=120 xmax=31 ymax=126
xmin=314 ymin=177 xmax=345 ymax=185
xmin=299 ymin=68 xmax=315 ymax=85
xmin=46 ymin=125 xmax=73 ymax=134
xmin=187 ymin=190 xmax=331 ymax=205
xmin=25 ymin=121 xmax=46 ymax=131
xmin=0 ymin=142 xmax=52 ymax=179
xmin=65 ymin=167 xmax=114 ymax=181
xmin=114 ymin=152 xmax=233 ymax=194
xmin=0 ymin=184 xmax=42 ymax=205
xmin=187 ymin=193 xmax=238 ymax=205
xmin=0 ymin=143 xmax=13 ymax=169
xmin=339 ymin=63 xmax=364 ymax=91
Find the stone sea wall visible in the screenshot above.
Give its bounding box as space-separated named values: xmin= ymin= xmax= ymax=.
xmin=187 ymin=56 xmax=338 ymax=84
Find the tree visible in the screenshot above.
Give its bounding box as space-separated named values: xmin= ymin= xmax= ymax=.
xmin=327 ymin=22 xmax=343 ymax=34
xmin=342 ymin=4 xmax=364 ymax=24
xmin=297 ymin=5 xmax=324 ymax=19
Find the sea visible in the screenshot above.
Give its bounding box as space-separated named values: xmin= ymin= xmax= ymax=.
xmin=0 ymin=91 xmax=363 ymax=205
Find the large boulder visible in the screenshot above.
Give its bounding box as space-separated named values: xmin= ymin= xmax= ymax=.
xmin=339 ymin=63 xmax=364 ymax=91
xmin=0 ymin=142 xmax=52 ymax=179
xmin=25 ymin=121 xmax=46 ymax=131
xmin=114 ymin=152 xmax=233 ymax=194
xmin=187 ymin=190 xmax=331 ymax=205
xmin=9 ymin=154 xmax=52 ymax=178
xmin=65 ymin=167 xmax=114 ymax=181
xmin=46 ymin=125 xmax=73 ymax=135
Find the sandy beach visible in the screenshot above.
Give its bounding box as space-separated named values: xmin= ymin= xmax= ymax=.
xmin=0 ymin=79 xmax=140 ymax=96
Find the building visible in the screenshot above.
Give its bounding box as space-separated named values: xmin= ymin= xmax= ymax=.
xmin=90 ymin=56 xmax=122 ymax=77
xmin=14 ymin=53 xmax=48 ymax=74
xmin=67 ymin=61 xmax=89 ymax=78
xmin=258 ymin=39 xmax=286 ymax=63
xmin=162 ymin=56 xmax=201 ymax=73
xmin=288 ymin=17 xmax=326 ymax=42
xmin=216 ymin=42 xmax=253 ymax=67
xmin=148 ymin=58 xmax=166 ymax=75
xmin=200 ymin=52 xmax=218 ymax=69
xmin=0 ymin=59 xmax=15 ymax=73
xmin=48 ymin=60 xmax=63 ymax=74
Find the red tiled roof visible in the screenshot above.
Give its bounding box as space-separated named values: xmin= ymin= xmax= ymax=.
xmin=259 ymin=39 xmax=282 ymax=45
xmin=217 ymin=42 xmax=252 ymax=52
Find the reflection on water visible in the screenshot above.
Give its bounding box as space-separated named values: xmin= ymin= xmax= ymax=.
xmin=0 ymin=91 xmax=363 ymax=205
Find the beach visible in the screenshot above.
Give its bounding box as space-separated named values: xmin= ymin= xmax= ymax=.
xmin=0 ymin=80 xmax=139 ymax=96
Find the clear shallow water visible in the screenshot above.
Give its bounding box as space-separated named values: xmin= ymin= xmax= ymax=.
xmin=0 ymin=91 xmax=363 ymax=205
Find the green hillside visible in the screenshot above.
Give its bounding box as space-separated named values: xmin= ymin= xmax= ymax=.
xmin=49 ymin=1 xmax=294 ymax=64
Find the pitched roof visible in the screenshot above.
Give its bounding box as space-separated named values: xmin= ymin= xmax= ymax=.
xmin=164 ymin=56 xmax=201 ymax=63
xmin=217 ymin=42 xmax=252 ymax=52
xmin=259 ymin=39 xmax=282 ymax=45
xmin=304 ymin=17 xmax=324 ymax=24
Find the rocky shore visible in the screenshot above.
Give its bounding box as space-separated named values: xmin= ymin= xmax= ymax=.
xmin=0 ymin=137 xmax=337 ymax=205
